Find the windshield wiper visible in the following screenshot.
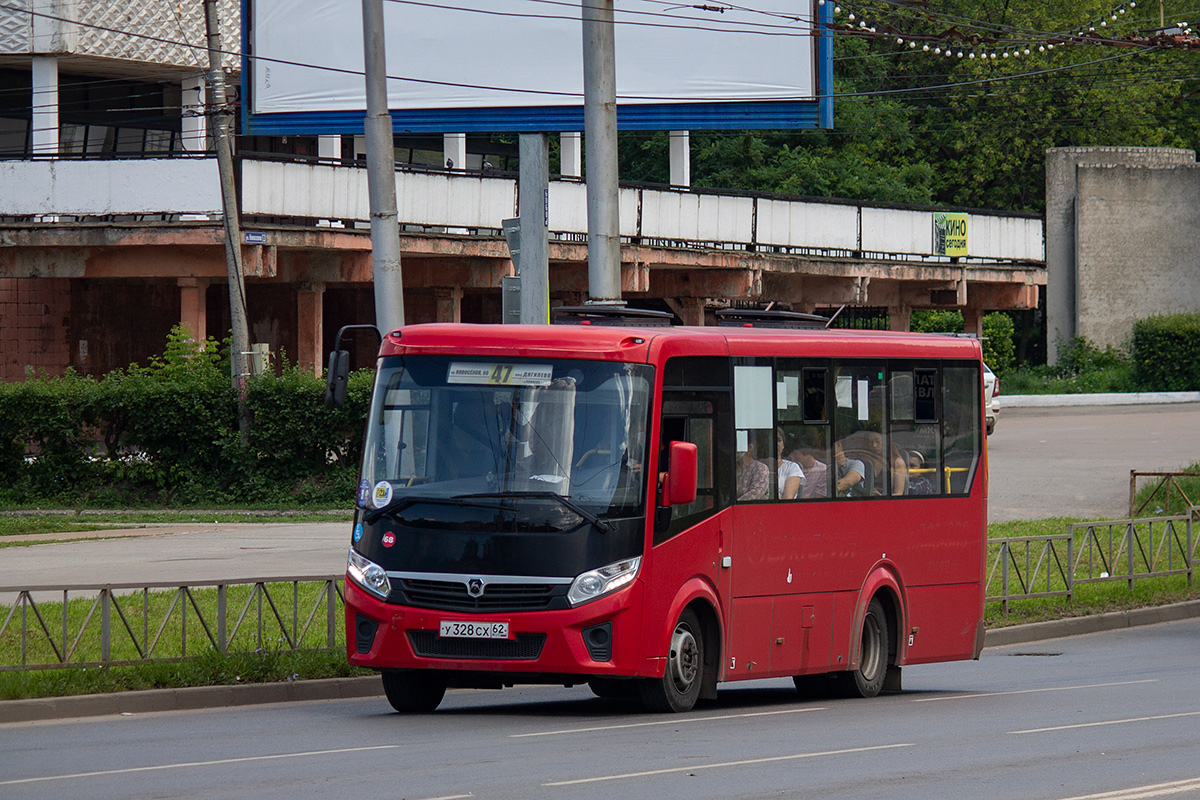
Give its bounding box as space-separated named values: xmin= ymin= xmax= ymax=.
xmin=365 ymin=494 xmax=507 ymax=525
xmin=457 ymin=491 xmax=612 ymax=533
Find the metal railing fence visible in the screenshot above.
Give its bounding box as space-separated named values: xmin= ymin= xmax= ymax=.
xmin=987 ymin=507 xmax=1198 ymax=611
xmin=0 ymin=576 xmax=344 ymax=672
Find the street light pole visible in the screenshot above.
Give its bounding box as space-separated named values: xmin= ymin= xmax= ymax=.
xmin=582 ymin=0 xmax=622 ymax=304
xmin=203 ymin=0 xmax=251 ymax=435
xmin=362 ymin=0 xmax=406 ymax=334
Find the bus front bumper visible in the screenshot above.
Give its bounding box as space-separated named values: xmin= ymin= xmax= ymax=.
xmin=344 ymin=577 xmax=648 ymax=679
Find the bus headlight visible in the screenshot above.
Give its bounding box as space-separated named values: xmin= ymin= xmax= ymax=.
xmin=568 ymin=556 xmax=641 ymax=607
xmin=347 ymin=548 xmax=391 ymax=599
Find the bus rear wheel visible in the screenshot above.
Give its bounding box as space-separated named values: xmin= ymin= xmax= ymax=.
xmin=381 ymin=669 xmax=447 ymax=713
xmin=639 ymin=608 xmax=703 ymax=713
xmin=842 ymin=597 xmax=888 ymax=698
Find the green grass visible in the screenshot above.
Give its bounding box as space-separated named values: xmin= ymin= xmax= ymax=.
xmin=0 ymin=509 xmax=352 ymax=543
xmin=0 ymin=580 xmax=366 ymax=700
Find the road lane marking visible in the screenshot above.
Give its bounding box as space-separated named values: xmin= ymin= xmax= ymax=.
xmin=1055 ymin=776 xmax=1200 ymax=799
xmin=512 ymin=707 xmax=825 ymax=738
xmin=0 ymin=745 xmax=400 ymax=787
xmin=912 ymin=680 xmax=1157 ymax=702
xmin=543 ymin=743 xmax=914 ymax=786
xmin=1011 ymin=709 xmax=1200 ymax=734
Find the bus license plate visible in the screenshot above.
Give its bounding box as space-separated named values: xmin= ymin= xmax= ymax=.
xmin=439 ymin=621 xmax=509 ymax=639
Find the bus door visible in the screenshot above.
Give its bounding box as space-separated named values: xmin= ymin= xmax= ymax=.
xmin=649 ymin=386 xmax=733 ymax=663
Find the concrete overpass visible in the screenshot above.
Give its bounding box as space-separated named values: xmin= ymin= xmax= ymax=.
xmin=0 ymin=156 xmax=1044 ymax=378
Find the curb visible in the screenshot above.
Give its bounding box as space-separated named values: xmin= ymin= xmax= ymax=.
xmin=999 ymin=391 xmax=1200 ymax=408
xmin=0 ymin=675 xmax=382 ymax=724
xmin=983 ymin=599 xmax=1200 ymax=647
xmin=5 ymin=600 xmax=1200 ymax=723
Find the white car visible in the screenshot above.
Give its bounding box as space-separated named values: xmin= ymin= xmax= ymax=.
xmin=983 ymin=363 xmax=1000 ymax=435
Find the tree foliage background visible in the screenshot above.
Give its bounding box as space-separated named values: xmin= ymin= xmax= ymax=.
xmin=619 ymin=0 xmax=1200 ymax=214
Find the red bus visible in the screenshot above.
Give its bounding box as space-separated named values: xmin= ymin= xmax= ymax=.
xmin=331 ymin=309 xmax=987 ymax=713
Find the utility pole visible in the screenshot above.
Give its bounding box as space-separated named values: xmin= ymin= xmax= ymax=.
xmin=361 ymin=0 xmax=406 ymax=334
xmin=204 ymin=0 xmax=252 ymax=436
xmin=581 ymin=0 xmax=622 ymax=304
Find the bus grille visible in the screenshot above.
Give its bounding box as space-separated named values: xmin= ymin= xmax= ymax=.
xmin=407 ymin=631 xmax=547 ymax=660
xmin=399 ymin=579 xmax=561 ymax=612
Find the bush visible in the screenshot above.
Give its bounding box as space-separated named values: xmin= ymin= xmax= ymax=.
xmin=1132 ymin=312 xmax=1200 ymax=392
xmin=0 ymin=327 xmax=374 ymax=507
xmin=908 ymin=310 xmax=1015 ymax=376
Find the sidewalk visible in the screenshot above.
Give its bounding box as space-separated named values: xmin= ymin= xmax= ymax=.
xmin=999 ymin=391 xmax=1200 ymax=408
xmin=4 ymin=599 xmax=1199 ymax=724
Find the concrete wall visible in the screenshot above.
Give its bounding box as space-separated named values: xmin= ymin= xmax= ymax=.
xmin=1045 ymin=146 xmax=1197 ymax=362
xmin=1075 ymin=164 xmax=1200 ymax=350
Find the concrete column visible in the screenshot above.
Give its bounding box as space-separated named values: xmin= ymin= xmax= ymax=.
xmin=679 ymin=297 xmax=705 ymax=327
xmin=433 ymin=287 xmax=464 ymax=323
xmin=443 ymin=133 xmax=466 ymax=170
xmin=31 ymin=56 xmax=58 ymax=155
xmin=181 ymin=74 xmax=207 ymax=151
xmin=178 ymin=277 xmax=209 ymax=342
xmin=296 ymin=282 xmax=325 ymax=376
xmin=560 ymin=132 xmax=582 ymax=178
xmin=889 ymin=306 xmax=911 ymax=332
xmin=962 ymin=307 xmax=984 ymax=339
xmin=669 ymin=131 xmax=690 ymax=187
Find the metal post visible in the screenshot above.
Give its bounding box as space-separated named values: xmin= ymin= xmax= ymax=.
xmin=581 ymin=0 xmax=621 ymax=304
xmin=519 ymin=133 xmax=549 ymax=324
xmin=204 ymin=0 xmax=252 ymax=435
xmin=362 ymin=0 xmax=406 ymax=335
xmin=218 ymin=584 xmax=227 ymax=654
xmin=101 ymin=588 xmax=111 ymax=664
xmin=1000 ymin=541 xmax=1009 ymax=615
xmin=1129 ymin=469 xmax=1137 ymax=518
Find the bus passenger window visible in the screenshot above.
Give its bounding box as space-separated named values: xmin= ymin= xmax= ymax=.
xmin=942 ymin=366 xmax=981 ymax=494
xmin=891 ymin=368 xmax=942 ymax=496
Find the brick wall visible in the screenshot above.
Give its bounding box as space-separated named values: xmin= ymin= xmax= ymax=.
xmin=0 ymin=277 xmax=72 ymax=381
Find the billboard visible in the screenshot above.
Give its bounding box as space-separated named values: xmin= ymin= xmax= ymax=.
xmin=243 ymin=0 xmax=832 ymax=134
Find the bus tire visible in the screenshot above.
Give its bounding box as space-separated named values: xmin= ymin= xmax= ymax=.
xmin=381 ymin=669 xmax=447 ymax=713
xmin=843 ymin=597 xmax=888 ymax=698
xmin=639 ymin=608 xmax=704 ymax=713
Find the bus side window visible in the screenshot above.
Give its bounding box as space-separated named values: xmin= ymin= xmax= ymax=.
xmin=890 ymin=367 xmax=942 ymax=496
xmin=657 ymin=398 xmax=722 ymax=544
xmin=942 ymin=366 xmax=982 ymax=494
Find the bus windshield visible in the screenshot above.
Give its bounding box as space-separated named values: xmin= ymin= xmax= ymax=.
xmin=360 ymin=356 xmax=653 ymax=527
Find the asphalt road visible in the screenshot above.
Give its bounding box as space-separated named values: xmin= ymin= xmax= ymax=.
xmin=987 ymin=402 xmax=1200 ymax=522
xmin=3 ymin=618 xmax=1199 ymax=799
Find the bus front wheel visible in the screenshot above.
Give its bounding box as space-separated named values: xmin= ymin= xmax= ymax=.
xmin=843 ymin=597 xmax=888 ymax=698
xmin=381 ymin=669 xmax=447 ymax=713
xmin=639 ymin=608 xmax=703 ymax=713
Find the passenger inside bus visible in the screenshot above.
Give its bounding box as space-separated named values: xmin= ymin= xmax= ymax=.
xmin=736 ymin=435 xmax=769 ymax=500
xmin=776 ymin=428 xmax=804 ymax=500
xmin=834 ymin=439 xmax=871 ymax=496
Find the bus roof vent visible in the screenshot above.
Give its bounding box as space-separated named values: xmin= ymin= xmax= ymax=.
xmin=714 ymin=308 xmax=830 ymax=329
xmin=552 ymin=305 xmax=675 ymax=327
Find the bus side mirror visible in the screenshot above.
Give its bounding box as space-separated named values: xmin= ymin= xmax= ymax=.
xmin=324 ymin=350 xmax=350 ymax=409
xmin=660 ymin=441 xmax=698 ymax=506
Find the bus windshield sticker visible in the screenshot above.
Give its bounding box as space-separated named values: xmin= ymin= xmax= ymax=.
xmin=447 ymin=362 xmax=553 ymax=387
xmin=857 ymin=379 xmax=870 ymax=421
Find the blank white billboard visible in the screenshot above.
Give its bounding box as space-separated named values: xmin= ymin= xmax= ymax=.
xmin=245 ymin=0 xmax=830 ymax=133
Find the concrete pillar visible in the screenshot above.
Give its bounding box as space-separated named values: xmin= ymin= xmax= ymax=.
xmin=560 ymin=132 xmax=582 ymax=178
xmin=434 ymin=287 xmax=464 ymax=323
xmin=669 ymin=131 xmax=690 ymax=187
xmin=296 ymin=282 xmax=325 ymax=376
xmin=178 ymin=277 xmax=209 ymax=342
xmin=889 ymin=306 xmax=911 ymax=332
xmin=444 ymin=133 xmax=466 ymax=170
xmin=679 ymin=297 xmax=705 ymax=326
xmin=181 ymin=74 xmax=207 ymax=152
xmin=31 ymin=56 xmax=58 ymax=155
xmin=962 ymin=307 xmax=983 ymax=339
